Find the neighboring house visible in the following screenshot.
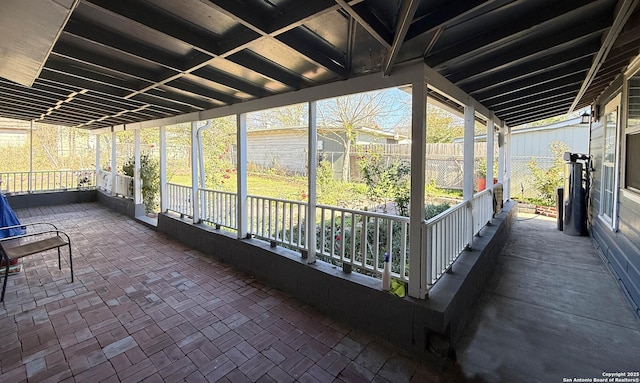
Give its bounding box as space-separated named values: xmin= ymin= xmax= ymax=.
xmin=245 ymin=125 xmax=402 ymax=177
xmin=0 ymin=118 xmax=29 ymax=147
xmin=465 ymin=117 xmax=590 ymax=199
xmin=588 ymin=58 xmax=640 ymax=316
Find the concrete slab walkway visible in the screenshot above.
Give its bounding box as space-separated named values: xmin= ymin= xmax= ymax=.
xmin=455 ymin=213 xmax=640 ymax=382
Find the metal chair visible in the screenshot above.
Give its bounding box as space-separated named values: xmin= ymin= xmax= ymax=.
xmin=0 ymin=222 xmax=73 ymax=302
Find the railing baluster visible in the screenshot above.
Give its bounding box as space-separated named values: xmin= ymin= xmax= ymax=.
xmin=273 ymin=200 xmax=279 ymax=242
xmin=329 ymin=210 xmax=336 ymax=257
xmin=360 ymin=215 xmax=367 ymax=270
xmin=288 ymin=202 xmax=292 ymax=244
xmin=339 ymin=212 xmax=346 ymax=262
xmin=400 ymin=221 xmax=407 ymax=280
xmin=373 ymin=217 xmax=380 ymax=271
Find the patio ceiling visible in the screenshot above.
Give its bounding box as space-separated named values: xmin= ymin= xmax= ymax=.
xmin=0 ymin=0 xmax=638 ymax=130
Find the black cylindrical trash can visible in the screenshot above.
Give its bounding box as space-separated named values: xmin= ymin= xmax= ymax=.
xmin=556 ymin=187 xmax=563 ymax=231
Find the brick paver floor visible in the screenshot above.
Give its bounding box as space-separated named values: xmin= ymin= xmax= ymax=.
xmin=0 ymin=203 xmax=466 ymax=382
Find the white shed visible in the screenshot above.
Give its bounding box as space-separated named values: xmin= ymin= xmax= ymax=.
xmin=471 ymin=117 xmax=589 ymax=198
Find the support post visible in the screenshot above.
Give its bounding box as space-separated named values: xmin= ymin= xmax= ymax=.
xmin=159 ymin=126 xmax=167 ymax=213
xmin=95 ymin=133 xmax=101 ymax=185
xmin=498 ymin=130 xmax=505 ymax=185
xmin=463 ymin=103 xmax=475 ymax=201
xmin=408 ymin=65 xmax=427 ymax=299
xmin=306 ymin=101 xmax=318 ymax=263
xmin=486 ymin=114 xmax=495 ymax=190
xmin=134 ymin=129 xmax=142 ymax=205
xmin=236 ymin=113 xmax=248 ymax=239
xmin=463 ymin=103 xmax=475 ymax=247
xmin=191 ymin=122 xmax=200 ymax=223
xmin=110 ymin=129 xmax=117 ymax=196
xmin=29 ymin=120 xmax=33 ymax=192
xmin=504 ymin=125 xmax=512 ymax=201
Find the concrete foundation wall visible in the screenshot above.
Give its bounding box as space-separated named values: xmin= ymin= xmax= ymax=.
xmin=96 ymin=190 xmax=145 ymax=219
xmin=157 ymin=201 xmax=517 ymax=358
xmin=5 ymin=190 xmax=96 ymax=209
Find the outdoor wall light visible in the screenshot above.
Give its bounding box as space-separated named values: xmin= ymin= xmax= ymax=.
xmin=581 ymin=111 xmax=591 ymax=124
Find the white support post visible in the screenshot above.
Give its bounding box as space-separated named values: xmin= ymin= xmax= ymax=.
xmin=463 ymin=103 xmax=475 ymax=248
xmin=236 ymin=113 xmax=248 ymax=239
xmin=498 ymin=130 xmax=505 ymax=185
xmin=29 ymin=121 xmax=33 ymax=192
xmin=110 ymin=129 xmax=117 ymax=196
xmin=486 ymin=114 xmax=495 ymax=189
xmin=191 ymin=121 xmax=200 ymax=223
xmin=463 ymin=103 xmax=475 ymax=201
xmin=408 ymin=66 xmax=427 ymax=299
xmin=306 ymin=101 xmax=318 ymax=263
xmin=504 ymin=125 xmax=512 ymax=201
xmin=95 ymin=133 xmax=101 ymax=178
xmin=159 ymin=126 xmax=167 ymax=213
xmin=134 ymin=129 xmax=142 ymax=205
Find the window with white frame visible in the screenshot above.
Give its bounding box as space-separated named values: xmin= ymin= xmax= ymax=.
xmin=601 ymin=97 xmax=619 ymax=227
xmin=625 ymin=70 xmax=640 ymax=195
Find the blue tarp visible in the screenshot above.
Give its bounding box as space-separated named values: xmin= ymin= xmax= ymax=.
xmin=0 ymin=193 xmax=24 ymax=238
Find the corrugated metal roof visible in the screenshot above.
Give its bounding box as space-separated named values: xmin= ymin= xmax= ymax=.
xmin=0 ymin=0 xmax=637 ymax=129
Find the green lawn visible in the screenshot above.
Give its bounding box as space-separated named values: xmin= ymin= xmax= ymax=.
xmin=167 ymin=172 xmax=306 ymax=198
xmin=166 ymin=171 xmax=460 ymax=209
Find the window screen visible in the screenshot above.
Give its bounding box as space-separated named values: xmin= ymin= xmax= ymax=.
xmin=626 ymin=132 xmax=640 ymax=192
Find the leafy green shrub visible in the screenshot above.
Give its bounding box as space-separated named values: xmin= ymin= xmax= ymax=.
xmin=527 ymin=141 xmax=569 ymax=206
xmin=425 ymin=203 xmax=451 ymax=220
xmin=123 ymin=154 xmax=159 ymax=213
xmin=358 ymin=147 xmax=411 ymax=215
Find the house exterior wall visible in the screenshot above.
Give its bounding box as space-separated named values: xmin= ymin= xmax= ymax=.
xmin=246 ymin=129 xmax=308 ymax=174
xmin=589 ymin=64 xmax=640 ymax=316
xmin=245 ymin=129 xmax=393 ymax=178
xmin=0 ymin=129 xmax=28 ymax=146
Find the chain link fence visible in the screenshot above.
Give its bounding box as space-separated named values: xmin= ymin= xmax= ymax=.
xmin=510 ymin=156 xmax=556 ymax=200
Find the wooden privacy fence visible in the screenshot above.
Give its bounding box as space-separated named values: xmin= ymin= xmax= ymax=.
xmin=349 ymin=143 xmax=491 ymax=190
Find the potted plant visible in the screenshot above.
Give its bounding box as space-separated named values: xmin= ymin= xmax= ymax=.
xmin=122 ymin=154 xmax=159 ymax=214
xmin=477 ymin=158 xmax=498 ymax=191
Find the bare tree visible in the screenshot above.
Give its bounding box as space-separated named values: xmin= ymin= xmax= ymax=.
xmin=248 ymin=104 xmax=308 ymax=130
xmin=318 ymin=90 xmax=403 ymax=182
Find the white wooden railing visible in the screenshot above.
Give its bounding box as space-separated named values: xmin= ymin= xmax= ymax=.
xmin=317 ymin=204 xmax=410 ymax=281
xmin=472 ymin=189 xmax=494 ymax=236
xmin=201 ymin=188 xmax=237 ymax=230
xmin=96 ymin=170 xmax=133 ymax=198
xmin=420 ymin=188 xmax=494 ymax=296
xmin=422 ymin=202 xmax=471 ymax=289
xmin=0 ymin=169 xmax=96 ymax=194
xmin=165 ymin=183 xmax=193 ymax=218
xmin=165 ymin=187 xmax=496 ymax=295
xmin=247 ymin=195 xmax=307 ymax=247
xmin=96 ymin=169 xmax=111 ymax=191
xmin=114 ymin=174 xmax=133 ymax=197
